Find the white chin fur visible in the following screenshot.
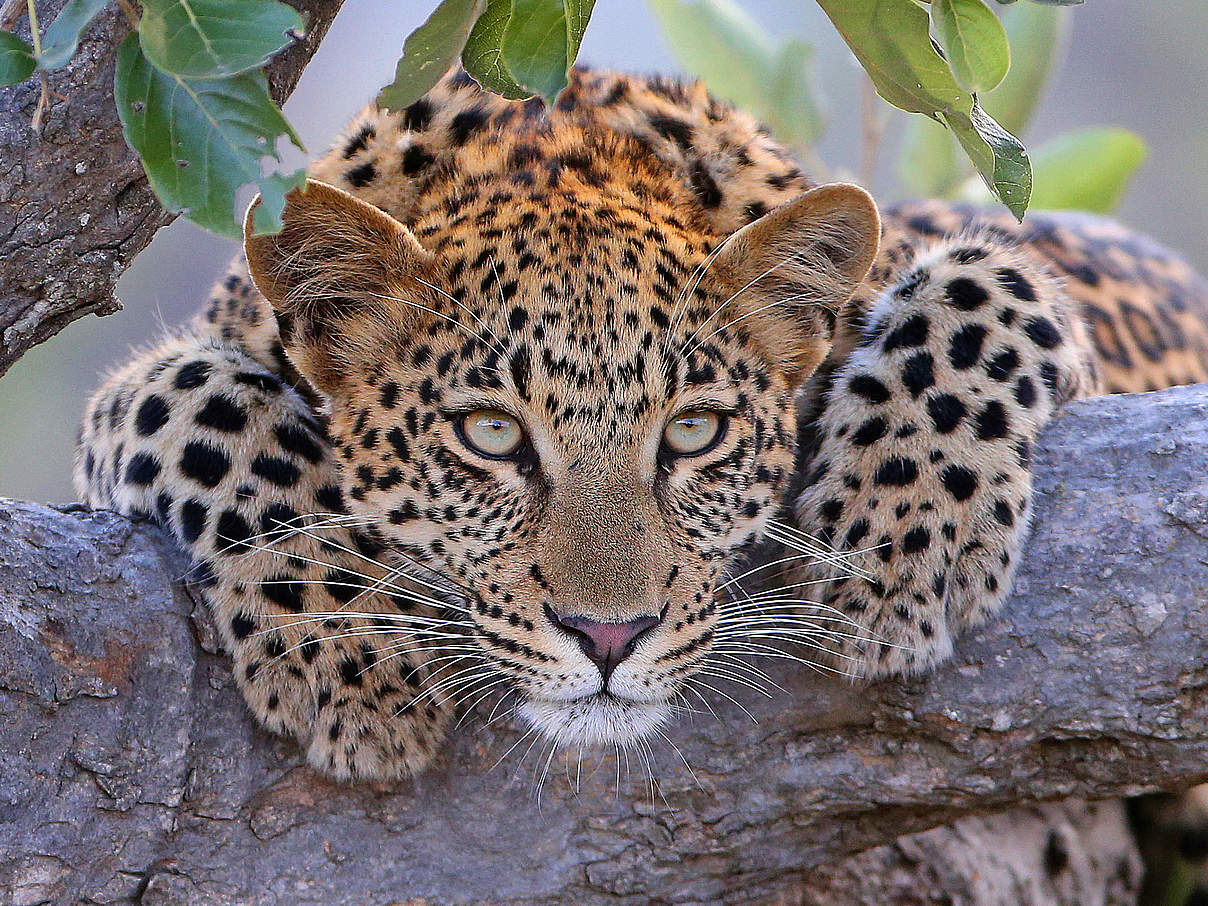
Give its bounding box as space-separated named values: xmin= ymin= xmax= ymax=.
xmin=518 ymin=695 xmax=671 ymax=748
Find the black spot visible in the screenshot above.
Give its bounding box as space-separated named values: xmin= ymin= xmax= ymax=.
xmin=403 ymin=144 xmax=436 ymax=175
xmin=339 ymin=657 xmax=363 ymax=686
xmin=901 ymin=352 xmax=935 ymax=397
xmin=1024 ymin=316 xmax=1062 ymax=349
xmin=1043 ymin=831 xmax=1069 ymax=876
xmin=820 ymin=498 xmax=844 ymax=522
xmin=251 ymin=455 xmax=301 ymax=487
xmin=874 ymin=457 xmax=919 ymax=486
xmin=941 ymin=465 xmax=978 ymax=501
xmin=993 ymin=499 xmax=1014 ymax=526
xmin=402 ymin=99 xmax=432 ymax=131
xmin=275 ymin=423 xmax=323 ymax=463
xmin=927 ymin=393 xmax=966 ymax=434
xmin=342 ymin=123 xmax=375 ymax=158
xmin=215 ymin=509 xmax=253 ymax=554
xmin=689 ymin=161 xmax=722 ymax=208
xmin=949 ymin=246 xmax=987 ymax=264
xmin=845 ymin=519 xmax=870 ymax=547
xmin=852 ymin=417 xmax=888 ymax=446
xmin=986 ymin=348 xmax=1020 ymax=381
xmin=743 ymin=201 xmax=767 ymax=222
xmin=948 ymin=324 xmax=987 ymax=369
xmin=849 ymin=374 xmax=891 ymax=404
xmin=125 ymin=452 xmax=161 ymax=486
xmin=379 ymin=382 xmax=400 ymax=410
xmin=230 ymin=613 xmax=255 ymax=639
xmin=1014 ymin=375 xmax=1037 ymax=408
xmin=179 ymin=499 xmax=208 ymax=544
xmin=259 ymin=503 xmax=299 ymax=541
xmin=135 ymin=395 xmax=170 ymax=436
xmin=902 ymin=526 xmax=931 ymax=554
xmin=450 ymin=108 xmax=488 ymax=145
xmin=346 ymin=161 xmax=376 ymax=187
xmin=315 ymin=484 xmax=344 ymax=512
xmin=262 ymin=575 xmax=305 ymax=612
xmin=974 ymin=401 xmax=1009 ymax=440
xmin=945 ymin=277 xmax=989 ymax=310
xmin=649 ymin=113 xmax=693 ymax=148
xmin=323 ymin=568 xmax=361 ymax=604
xmin=882 ymin=315 xmax=930 ymax=352
xmin=995 ymin=267 xmax=1037 ymax=301
xmin=195 ymin=395 xmax=248 ymax=432
xmin=174 ymin=360 xmax=211 ymax=389
xmin=1039 ymin=361 xmax=1060 ymax=393
xmin=180 ymin=441 xmax=230 ymax=487
xmin=235 ymin=371 xmax=281 ymax=393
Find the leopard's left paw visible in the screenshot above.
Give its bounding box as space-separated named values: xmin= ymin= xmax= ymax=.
xmin=788 ymin=236 xmax=1098 ymax=678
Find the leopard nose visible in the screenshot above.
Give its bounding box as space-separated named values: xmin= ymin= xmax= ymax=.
xmin=543 ymin=604 xmax=661 ymax=684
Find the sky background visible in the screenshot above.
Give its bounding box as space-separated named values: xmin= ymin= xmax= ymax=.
xmin=3 ymin=0 xmax=1206 ymax=502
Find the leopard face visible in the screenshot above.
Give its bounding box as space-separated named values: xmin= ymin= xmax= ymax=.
xmin=244 ymin=174 xmax=879 ymax=749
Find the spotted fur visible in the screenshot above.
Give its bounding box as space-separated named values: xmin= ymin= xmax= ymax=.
xmin=77 ymin=67 xmax=1208 ymax=780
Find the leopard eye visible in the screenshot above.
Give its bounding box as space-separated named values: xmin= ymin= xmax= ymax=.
xmin=662 ymin=411 xmax=725 ymax=457
xmin=458 ymin=409 xmax=526 ymax=459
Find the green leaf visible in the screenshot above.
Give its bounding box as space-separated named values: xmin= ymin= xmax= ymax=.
xmin=114 ymin=33 xmax=305 ymax=237
xmin=565 ymin=0 xmax=594 ymax=64
xmin=981 ymin=2 xmax=1068 ymax=135
xmin=815 ymin=0 xmax=1031 ymax=218
xmin=932 ymin=0 xmax=1010 ymax=92
xmin=39 ymin=0 xmax=110 ymax=70
xmin=501 ymin=0 xmax=570 ymax=103
xmin=0 ymin=31 xmax=36 ymax=86
xmin=138 ymin=0 xmax=303 ymax=79
xmin=1028 ymin=127 xmax=1146 ymax=213
xmin=648 ymin=0 xmax=824 ymax=149
xmin=463 ymin=0 xmax=529 ymax=98
xmin=378 ymin=0 xmax=485 ymax=110
xmin=251 ymin=169 xmax=308 ymax=234
xmin=898 ymin=1 xmax=1066 ymax=199
xmin=946 ymin=99 xmax=1031 ymax=219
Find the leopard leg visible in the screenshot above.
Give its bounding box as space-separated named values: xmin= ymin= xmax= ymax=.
xmin=75 ymin=334 xmax=453 ymax=779
xmin=791 ymin=236 xmax=1099 ymax=677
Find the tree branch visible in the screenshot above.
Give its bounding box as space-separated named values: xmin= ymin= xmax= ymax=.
xmin=3 ymin=384 xmax=1207 ymax=904
xmin=0 ymin=0 xmax=346 ymax=378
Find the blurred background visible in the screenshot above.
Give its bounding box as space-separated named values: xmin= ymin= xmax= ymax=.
xmin=2 ymin=0 xmax=1205 ymax=502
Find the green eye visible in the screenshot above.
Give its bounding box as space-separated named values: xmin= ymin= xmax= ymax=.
xmin=458 ymin=409 xmax=525 ymax=459
xmin=662 ymin=411 xmax=725 ymax=457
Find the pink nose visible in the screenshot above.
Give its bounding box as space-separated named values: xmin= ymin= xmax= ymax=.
xmin=544 ymin=604 xmax=661 ymax=684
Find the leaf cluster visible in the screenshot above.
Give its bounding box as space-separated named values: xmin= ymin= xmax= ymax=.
xmin=1 ymin=0 xmax=1147 ymax=237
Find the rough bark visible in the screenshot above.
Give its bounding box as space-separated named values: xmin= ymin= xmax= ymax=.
xmin=0 ymin=0 xmax=345 ymax=379
xmin=2 ymin=383 xmax=1208 ymax=906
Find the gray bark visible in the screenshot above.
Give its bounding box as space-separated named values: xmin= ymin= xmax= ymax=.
xmin=3 ymin=382 xmax=1208 ymax=906
xmin=0 ymin=0 xmax=345 ymax=379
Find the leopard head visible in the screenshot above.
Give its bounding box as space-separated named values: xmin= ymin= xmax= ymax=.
xmin=244 ymin=171 xmax=878 ymax=749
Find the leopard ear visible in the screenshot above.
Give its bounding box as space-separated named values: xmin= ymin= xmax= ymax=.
xmin=243 ymin=179 xmax=441 ymax=395
xmin=700 ymin=183 xmax=880 ymax=380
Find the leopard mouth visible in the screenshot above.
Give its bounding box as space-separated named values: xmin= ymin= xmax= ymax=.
xmin=518 ymin=692 xmax=672 ymax=748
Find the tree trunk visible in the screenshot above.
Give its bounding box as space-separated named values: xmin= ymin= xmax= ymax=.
xmin=3 ymin=382 xmax=1207 ymax=905
xmin=0 ymin=0 xmax=345 ymax=378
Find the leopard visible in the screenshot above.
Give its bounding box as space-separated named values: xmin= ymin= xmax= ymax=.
xmin=75 ymin=67 xmax=1208 ymax=792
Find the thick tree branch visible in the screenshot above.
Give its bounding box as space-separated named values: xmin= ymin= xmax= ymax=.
xmin=0 ymin=0 xmax=345 ymax=378
xmin=2 ymin=384 xmax=1207 ymax=905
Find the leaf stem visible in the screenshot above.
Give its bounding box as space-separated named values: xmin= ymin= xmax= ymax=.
xmin=25 ymin=0 xmax=41 ymax=57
